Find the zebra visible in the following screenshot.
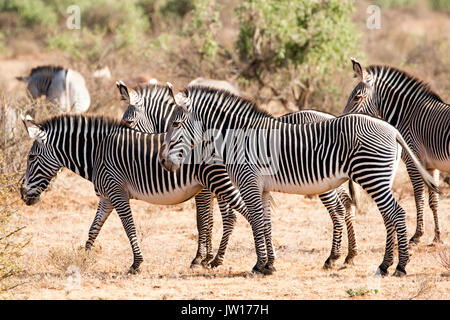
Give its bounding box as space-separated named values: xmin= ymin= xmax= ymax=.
xmin=119 ymin=81 xmax=357 ymax=269
xmin=343 ymin=59 xmax=449 ymax=244
xmin=158 ymin=85 xmax=440 ymax=276
xmin=17 ymin=66 xmax=90 ymax=113
xmin=20 ymin=113 xmax=250 ymax=274
xmin=187 ymin=78 xmax=240 ymax=96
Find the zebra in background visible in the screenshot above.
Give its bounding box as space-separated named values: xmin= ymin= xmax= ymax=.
xmin=343 ymin=59 xmax=449 ymax=244
xmin=159 ymin=85 xmax=440 ymax=276
xmin=20 ymin=114 xmax=250 ymax=273
xmin=17 ymin=66 xmax=90 ymax=114
xmin=119 ymin=81 xmax=357 ymax=270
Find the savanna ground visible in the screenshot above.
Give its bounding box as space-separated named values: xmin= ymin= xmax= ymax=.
xmin=1 ymin=1 xmax=450 ymax=299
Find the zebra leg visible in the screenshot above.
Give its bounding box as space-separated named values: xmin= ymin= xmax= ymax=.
xmin=371 ymin=189 xmax=409 ymax=277
xmin=109 ymin=191 xmax=143 ymax=274
xmin=191 ymin=189 xmax=214 ymax=267
xmin=336 ymin=186 xmax=358 ymax=265
xmin=209 ymin=199 xmax=236 ymax=268
xmin=85 ymin=197 xmax=113 ymax=250
xmin=262 ymin=192 xmax=276 ymax=272
xmin=319 ymin=190 xmax=345 ymax=269
xmin=428 ymin=169 xmax=442 ymax=244
xmin=405 ymin=157 xmax=426 ymax=244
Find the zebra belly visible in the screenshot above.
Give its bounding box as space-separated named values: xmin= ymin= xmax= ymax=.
xmin=128 ymin=183 xmax=203 ymax=205
xmin=428 ymin=158 xmax=450 ymax=172
xmin=263 ymin=174 xmax=348 ymax=195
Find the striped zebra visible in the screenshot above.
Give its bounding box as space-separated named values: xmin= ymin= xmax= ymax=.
xmin=119 ymin=82 xmax=357 ymax=269
xmin=17 ymin=66 xmax=90 ymax=113
xmin=343 ymin=59 xmax=449 ymax=244
xmin=159 ymin=85 xmax=440 ymax=276
xmin=20 ymin=114 xmax=249 ymax=273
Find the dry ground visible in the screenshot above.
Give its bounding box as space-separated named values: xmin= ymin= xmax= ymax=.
xmin=3 ymin=165 xmax=449 ymax=300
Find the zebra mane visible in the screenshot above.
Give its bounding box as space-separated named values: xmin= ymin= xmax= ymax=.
xmin=37 ymin=114 xmax=124 ymax=131
xmin=184 ymin=85 xmax=273 ymax=118
xmin=29 ymin=65 xmax=65 ymax=77
xmin=367 ymin=65 xmax=444 ymax=103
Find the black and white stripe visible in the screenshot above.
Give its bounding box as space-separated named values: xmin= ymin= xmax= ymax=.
xmin=121 ymin=83 xmax=358 ymax=269
xmin=343 ymin=59 xmax=449 ymax=244
xmin=159 ymin=86 xmax=440 ymax=276
xmin=20 ymin=114 xmax=248 ymax=273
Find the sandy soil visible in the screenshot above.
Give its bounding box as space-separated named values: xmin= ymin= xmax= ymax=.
xmin=3 ymin=166 xmax=449 ymax=300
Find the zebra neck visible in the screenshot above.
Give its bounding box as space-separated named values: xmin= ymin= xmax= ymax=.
xmin=52 ymin=116 xmax=119 ymax=181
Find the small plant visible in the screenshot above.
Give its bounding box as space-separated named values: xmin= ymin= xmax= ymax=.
xmin=47 ymin=244 xmax=99 ymax=274
xmin=346 ymin=287 xmax=379 ymax=297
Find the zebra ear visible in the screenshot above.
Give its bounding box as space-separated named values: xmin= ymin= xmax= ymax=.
xmin=166 ymin=82 xmax=191 ymax=112
xmin=116 ymin=81 xmax=130 ymax=102
xmin=20 ymin=114 xmax=47 ymax=144
xmin=116 ymin=81 xmax=139 ymax=105
xmin=351 ymin=57 xmax=367 ymax=82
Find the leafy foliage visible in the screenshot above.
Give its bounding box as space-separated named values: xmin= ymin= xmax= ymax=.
xmin=234 ymin=0 xmax=359 ymax=108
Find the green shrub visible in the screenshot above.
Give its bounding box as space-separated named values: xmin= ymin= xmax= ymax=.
xmin=0 ymin=0 xmax=57 ymax=27
xmin=429 ymin=0 xmax=450 ymax=13
xmin=234 ymin=0 xmax=359 ymax=108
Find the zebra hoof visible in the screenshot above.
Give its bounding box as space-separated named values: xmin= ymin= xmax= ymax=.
xmin=264 ymin=262 xmax=276 ymax=272
xmin=190 ymin=257 xmax=203 ymax=268
xmin=430 ymin=236 xmax=443 ymax=246
xmin=323 ymin=257 xmax=337 ymax=269
xmin=344 ymin=256 xmax=355 ymax=266
xmin=409 ymin=235 xmax=422 ymax=245
xmin=208 ymin=259 xmax=222 ymax=269
xmin=376 ymin=266 xmax=389 ymax=277
xmin=252 ymin=265 xmax=273 ymax=276
xmin=392 ymin=266 xmax=407 ymax=277
xmin=128 ymin=266 xmax=141 ymax=275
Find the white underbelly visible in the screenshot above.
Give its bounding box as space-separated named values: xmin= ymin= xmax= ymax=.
xmin=128 ymin=184 xmax=203 ymax=205
xmin=263 ymin=174 xmax=348 ymax=195
xmin=427 ymin=158 xmax=450 ymax=173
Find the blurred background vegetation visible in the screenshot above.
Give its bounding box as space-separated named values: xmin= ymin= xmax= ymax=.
xmin=1 ymin=0 xmax=450 ymax=292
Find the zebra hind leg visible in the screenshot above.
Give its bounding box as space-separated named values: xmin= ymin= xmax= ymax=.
xmin=319 ymin=190 xmax=345 ymax=269
xmin=428 ymin=169 xmax=442 ymax=245
xmin=337 ymin=186 xmax=358 ymax=265
xmin=191 ymin=190 xmax=214 ymax=268
xmin=371 ymin=188 xmax=409 ymax=277
xmin=85 ymin=197 xmax=113 ymax=250
xmin=405 ymin=158 xmax=426 ymax=245
xmin=262 ymin=192 xmax=276 ymax=272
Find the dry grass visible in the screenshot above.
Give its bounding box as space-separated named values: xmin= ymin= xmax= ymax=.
xmin=0 ymin=169 xmax=447 ymax=300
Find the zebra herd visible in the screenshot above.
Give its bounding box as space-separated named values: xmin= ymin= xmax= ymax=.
xmin=20 ymin=58 xmax=449 ymax=277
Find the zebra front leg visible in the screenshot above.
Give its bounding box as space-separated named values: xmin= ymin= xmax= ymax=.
xmin=428 ymin=169 xmax=442 ymax=245
xmin=109 ymin=192 xmax=143 ymax=274
xmin=405 ymin=156 xmax=426 ymax=244
xmin=209 ymin=199 xmax=236 ymax=268
xmin=191 ymin=189 xmax=214 ymax=267
xmin=85 ymin=197 xmax=113 ymax=250
xmin=319 ymin=190 xmax=345 ymax=269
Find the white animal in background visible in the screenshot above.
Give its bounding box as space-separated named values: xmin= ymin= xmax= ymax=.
xmin=17 ymin=65 xmax=90 ymax=113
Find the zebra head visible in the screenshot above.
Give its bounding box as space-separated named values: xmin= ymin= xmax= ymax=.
xmin=116 ymin=80 xmax=154 ymax=131
xmin=20 ymin=115 xmax=61 ymax=206
xmin=343 ymin=58 xmax=378 ymax=116
xmin=159 ymin=85 xmax=203 ymax=172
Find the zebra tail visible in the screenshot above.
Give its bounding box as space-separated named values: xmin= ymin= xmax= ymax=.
xmin=16 ymin=76 xmax=29 ymax=82
xmin=395 ymin=132 xmax=442 ymax=195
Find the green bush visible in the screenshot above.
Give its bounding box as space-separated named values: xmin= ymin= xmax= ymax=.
xmin=0 ymin=0 xmax=57 ymax=27
xmin=429 ymin=0 xmax=450 ymax=13
xmin=235 ymin=0 xmax=359 ymax=108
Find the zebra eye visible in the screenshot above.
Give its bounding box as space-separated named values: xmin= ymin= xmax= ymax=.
xmin=354 ymin=95 xmax=364 ymax=103
xmin=28 ymin=154 xmax=38 ymax=161
xmin=172 ymin=121 xmax=181 ymax=128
